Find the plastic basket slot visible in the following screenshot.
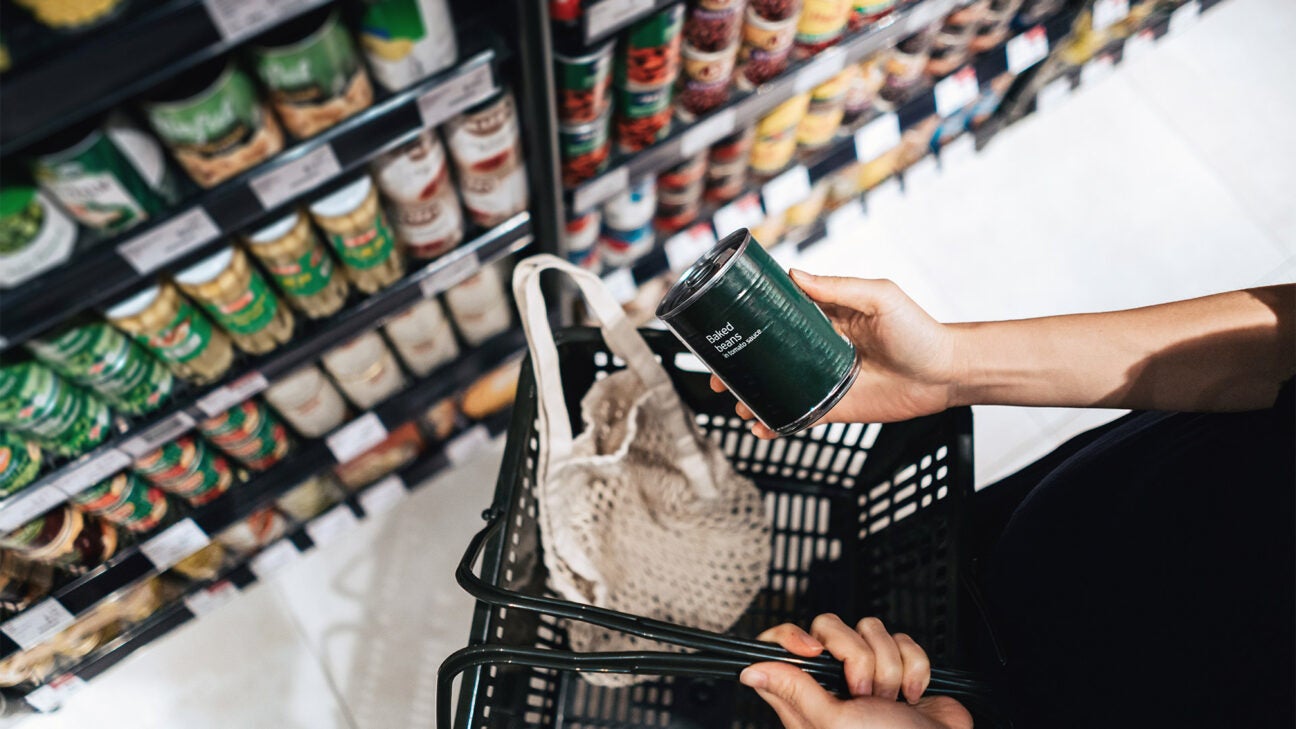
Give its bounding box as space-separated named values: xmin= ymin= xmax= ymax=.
xmin=937 ymin=485 xmax=948 ymax=499
xmin=814 ymin=445 xmax=835 ymax=472
xmin=826 ymin=422 xmax=845 ymax=443
xmin=737 ymin=433 xmax=755 ymax=459
xmin=847 ymin=451 xmax=868 ymax=476
xmin=594 ymin=351 xmax=608 ymax=367
xmin=798 ymin=442 xmax=820 ymax=468
xmin=842 ymin=422 xmax=864 ymax=446
xmin=830 ymin=449 xmax=851 ymax=476
xmin=921 ymin=454 xmax=933 ymax=469
xmin=726 ymin=417 xmax=742 ymax=430
xmin=895 ymin=501 xmax=918 ymax=522
xmin=936 ymin=465 xmax=948 ymax=480
xmin=788 ymin=494 xmax=804 ymax=532
xmin=869 ymin=499 xmax=891 ymax=517
xmin=921 ymin=474 xmax=933 ymax=489
xmin=808 ymin=423 xmax=828 ymax=441
xmin=936 ymin=445 xmax=948 ymax=460
xmin=817 ymin=499 xmax=830 ymax=535
xmin=695 ymin=413 xmax=709 ymax=426
xmin=772 ymin=533 xmax=787 ymax=570
xmin=861 ymin=423 xmax=882 ymax=448
xmin=723 ymin=430 xmax=740 ymax=456
xmin=895 ymin=483 xmax=918 ymax=504
xmin=894 ymin=463 xmax=919 ymax=486
xmin=784 ymin=439 xmax=804 ymax=468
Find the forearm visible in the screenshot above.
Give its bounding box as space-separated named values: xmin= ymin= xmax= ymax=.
xmin=950 ymin=285 xmax=1296 ymax=412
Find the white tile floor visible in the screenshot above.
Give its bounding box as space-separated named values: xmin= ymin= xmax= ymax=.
xmin=14 ymin=0 xmax=1295 ymax=725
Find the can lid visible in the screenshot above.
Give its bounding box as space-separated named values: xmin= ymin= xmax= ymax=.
xmin=247 ymin=211 xmax=301 ymax=244
xmin=175 ymin=247 xmax=235 ymax=285
xmin=309 ymin=177 xmax=371 ymax=218
xmin=105 ymin=285 xmax=162 ymax=319
xmin=656 ymin=227 xmax=750 ymax=320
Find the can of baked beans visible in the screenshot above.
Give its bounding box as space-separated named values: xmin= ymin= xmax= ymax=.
xmin=559 ymin=107 xmax=612 ymax=187
xmin=614 ymin=5 xmax=684 ymax=152
xmin=555 ymin=40 xmax=615 ymax=125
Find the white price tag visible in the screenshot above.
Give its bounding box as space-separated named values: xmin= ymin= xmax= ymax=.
xmin=794 ymin=47 xmax=847 ymax=94
xmin=25 ymin=674 xmax=87 ymax=713
xmin=203 ymin=0 xmax=313 ymax=42
xmin=712 ymin=193 xmax=765 ymax=238
xmin=446 ymin=425 xmax=491 ymax=466
xmin=854 ymin=113 xmax=902 ymax=163
xmin=939 ymin=134 xmax=976 ymax=169
xmin=1036 ymin=77 xmax=1072 ymax=113
xmin=249 ymin=145 xmax=342 ymax=210
xmin=116 ymin=208 xmax=221 ymax=274
xmin=769 ymin=243 xmax=802 ymax=269
xmin=586 ymin=0 xmax=655 ymax=41
xmin=195 ymin=372 xmax=269 ymax=417
xmin=183 ymin=580 xmax=239 ymax=617
xmin=326 ymin=413 xmax=388 ymax=464
xmin=902 ymin=154 xmax=940 ymax=192
xmin=250 ymin=539 xmax=300 ymax=579
xmin=934 ymin=67 xmax=979 ymax=117
xmin=418 ymin=62 xmax=497 ymax=130
xmin=48 ymin=448 xmax=132 ymax=497
xmin=141 ymin=519 xmax=210 ymax=571
xmin=665 ymin=224 xmax=717 ymax=272
xmin=865 ymin=178 xmax=902 ymax=210
xmin=1123 ymin=29 xmax=1156 ymax=62
xmin=1169 ymin=0 xmax=1200 ymax=34
xmin=573 ymin=166 xmax=630 ymax=213
xmin=0 ymin=485 xmax=72 ymax=534
xmin=680 ymin=109 xmax=738 ymax=156
xmin=419 ymin=251 xmax=480 ymax=298
xmin=1006 ymin=26 xmax=1050 ymax=75
xmin=603 ymin=268 xmax=639 ymax=304
xmin=1080 ymin=54 xmax=1115 ymax=87
xmin=762 ymin=166 xmax=813 ymax=217
xmin=825 ymin=199 xmax=866 ymax=240
xmin=1092 ymin=0 xmax=1130 ymax=31
xmin=358 ymin=475 xmax=407 ymax=516
xmin=2 ymin=599 xmax=75 ymax=651
xmin=120 ymin=413 xmax=196 ymax=459
xmin=307 ymin=505 xmax=360 ymax=547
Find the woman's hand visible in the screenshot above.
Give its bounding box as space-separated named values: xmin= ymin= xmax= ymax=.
xmin=711 ymin=271 xmax=962 ymax=438
xmin=741 ymin=614 xmax=972 ymax=729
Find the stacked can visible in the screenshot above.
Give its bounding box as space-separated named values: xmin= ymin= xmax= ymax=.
xmin=444 ymin=92 xmax=530 ymax=227
xmin=372 ymin=130 xmax=465 ymax=259
xmin=563 ymin=210 xmax=602 ymax=271
xmin=27 ymin=321 xmax=174 ymax=416
xmin=0 ymin=360 xmax=112 ymax=458
xmin=383 ymin=299 xmax=459 ymax=376
xmin=358 ymin=0 xmax=458 ymax=93
xmin=878 ymin=25 xmax=938 ymax=109
xmin=175 ymin=246 xmax=296 ymax=356
xmin=849 ymin=0 xmax=896 ymax=30
xmin=321 ymin=331 xmax=408 ymax=409
xmin=69 ymin=471 xmax=171 ymax=534
xmin=794 ymin=0 xmax=852 ymax=58
xmin=614 ymin=6 xmax=684 ymax=152
xmin=706 ymin=126 xmax=755 ymax=203
xmin=738 ymin=0 xmax=801 ymax=88
xmin=105 ymin=282 xmax=235 ymax=385
xmin=556 ymin=40 xmax=615 ymax=186
xmin=443 ymin=265 xmax=513 ymax=347
xmin=133 ymin=434 xmax=236 ymax=506
xmin=0 ymin=432 xmax=41 ymax=498
xmin=599 ymin=179 xmax=657 ymax=267
xmin=245 ymin=210 xmax=350 ymax=319
xmin=0 ymin=507 xmax=118 ymax=573
xmin=263 ymin=365 xmax=349 ymax=438
xmin=927 ymin=1 xmax=988 ymax=76
xmin=750 ymin=92 xmax=810 ymax=175
xmin=198 ymin=399 xmax=293 ymax=471
xmin=797 ymin=68 xmax=851 ymax=152
xmin=970 ymin=0 xmax=1026 ymax=53
xmin=310 ymin=176 xmax=406 ymax=294
xmin=678 ymin=0 xmax=743 ymax=117
xmin=842 ymin=58 xmax=884 ymax=124
xmin=655 ymin=153 xmax=707 ymax=233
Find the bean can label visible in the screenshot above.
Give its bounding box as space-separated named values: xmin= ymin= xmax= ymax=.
xmin=0 ymin=432 xmax=41 ymax=497
xmin=325 ymin=212 xmax=398 ymax=270
xmin=71 ymin=472 xmax=168 ymax=533
xmin=555 ymin=42 xmax=614 ymax=124
xmin=0 ymin=362 xmax=111 ymax=453
xmin=254 ymin=11 xmax=373 ymax=138
xmin=616 ymin=5 xmax=685 ymax=87
xmin=446 ymin=95 xmax=528 ymax=227
xmin=372 ymin=131 xmax=464 ymax=258
xmin=199 ymin=399 xmax=291 ymax=470
xmin=134 ymin=435 xmax=233 ymax=504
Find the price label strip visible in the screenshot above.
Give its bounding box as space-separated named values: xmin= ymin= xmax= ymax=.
xmin=418 ymin=62 xmax=497 ymax=130
xmin=358 ymin=476 xmax=407 ymax=517
xmin=934 ymin=67 xmax=979 ymax=118
xmin=25 ymin=674 xmax=87 ymax=713
xmin=195 ymin=372 xmax=269 ymax=417
xmin=120 ymin=413 xmax=197 ymax=459
xmin=794 ymin=47 xmax=846 ymax=94
xmin=712 ymin=193 xmax=765 ymax=239
xmin=141 ymin=519 xmax=210 ymax=571
xmin=680 ymin=109 xmax=737 ymax=157
xmin=0 ymin=485 xmax=77 ymax=534
xmin=250 ymin=144 xmax=342 ymax=210
xmin=326 ymin=413 xmax=388 ymax=464
xmin=183 ymin=580 xmax=240 ymax=617
xmin=47 ymin=448 xmax=133 ymax=498
xmin=1006 ymin=26 xmax=1050 ymax=75
xmin=665 ymin=224 xmax=718 ymax=272
xmin=854 ymin=113 xmax=902 ymax=164
xmin=586 ymin=0 xmax=656 ymax=42
xmin=762 ymin=166 xmax=812 ymax=217
xmin=419 ymin=250 xmax=480 ymax=299
xmin=306 ymin=505 xmax=360 ymax=548
xmin=573 ymin=166 xmax=629 ymax=214
xmin=116 ymin=208 xmax=222 ymax=274
xmin=203 ymin=0 xmax=315 ymax=43
xmin=447 ymin=425 xmax=492 ymax=466
xmin=250 ymin=539 xmax=300 ymax=579
xmin=2 ymin=599 xmax=76 ymax=651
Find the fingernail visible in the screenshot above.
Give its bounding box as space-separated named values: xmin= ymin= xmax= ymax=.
xmin=740 ymin=668 xmax=769 ymax=690
xmin=906 ymin=682 xmax=922 ymax=704
xmin=796 ymin=630 xmax=823 ymax=652
xmin=789 ymin=269 xmax=810 ymax=280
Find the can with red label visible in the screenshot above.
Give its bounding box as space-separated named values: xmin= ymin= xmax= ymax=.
xmin=70 ymin=471 xmax=171 ymax=533
xmin=133 ymin=433 xmax=236 ymax=505
xmin=444 ymin=91 xmax=530 ymax=228
xmin=372 ymin=129 xmax=465 ymax=260
xmin=198 ymin=398 xmax=294 ymax=471
xmin=564 ymin=209 xmax=602 ymax=270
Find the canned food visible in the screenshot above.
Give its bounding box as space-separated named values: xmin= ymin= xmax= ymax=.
xmin=0 ymin=186 xmax=76 ymax=289
xmin=850 ymin=0 xmax=896 ymax=29
xmin=245 ymin=210 xmax=350 ymax=319
xmin=655 ymin=184 xmax=703 ymax=233
xmin=879 ymin=27 xmax=936 ymax=108
xmin=677 ymin=41 xmax=739 ymax=117
xmin=797 ymin=69 xmax=850 ymax=151
xmin=658 ymin=152 xmax=707 ymax=191
xmin=795 ymin=0 xmax=852 ymax=57
xmin=656 ymin=228 xmax=859 ymax=435
xmin=600 ymin=178 xmax=656 ymax=264
xmin=13 ymin=0 xmax=126 ymax=28
xmin=0 ymin=551 xmax=54 ymax=614
xmin=383 ymin=298 xmax=459 ymax=376
xmin=443 ymin=264 xmax=512 ymax=346
xmin=563 ymin=210 xmax=602 ymax=270
xmin=216 ymin=508 xmax=288 ymax=555
xmin=749 ymin=0 xmax=801 ymax=21
xmin=264 ymin=365 xmax=349 ymax=438
xmin=359 ymin=0 xmax=458 ymax=92
xmin=372 ymin=130 xmax=465 ymax=259
xmin=0 ymin=506 xmax=119 ymax=573
xmin=310 ymin=176 xmax=405 ymax=294
xmin=842 ymin=59 xmax=883 ymax=124
xmin=444 ymin=92 xmax=530 ymax=227
xmin=0 ymin=360 xmax=112 ymax=457
xmin=599 ymin=222 xmax=654 ymax=268
xmin=705 ymin=158 xmax=749 ymax=203
xmin=0 ymin=432 xmax=41 ymax=498
xmin=144 ymin=58 xmax=285 ymax=188
xmin=198 ymin=399 xmax=293 ymax=471
xmin=252 ymin=7 xmax=374 ymax=138
xmin=70 ymin=471 xmax=169 ymax=533
xmin=105 ymin=282 xmax=234 ymax=385
xmin=275 ymin=475 xmax=342 ymax=521
xmin=559 ymin=109 xmax=612 ymax=187
xmin=614 ymin=84 xmax=674 ymax=152
xmin=170 ymin=542 xmax=226 ymax=580
xmin=685 ymin=4 xmax=743 ymax=52
xmin=615 ymin=5 xmax=685 ymax=87
xmin=555 ymin=40 xmax=615 ymax=124
xmin=28 ymin=320 xmax=174 ymax=416
xmin=751 ymin=92 xmax=810 ymax=173
xmin=321 ymin=331 xmax=408 ymax=409
xmin=738 ymin=6 xmax=798 ymax=88
xmin=175 ymin=246 xmax=295 ymax=355
xmin=133 ymin=433 xmax=235 ymax=505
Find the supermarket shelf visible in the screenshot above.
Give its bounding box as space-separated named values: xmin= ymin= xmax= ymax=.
xmin=575 ymin=0 xmax=681 ymax=45
xmin=566 ymin=0 xmax=959 ymax=214
xmin=0 ymin=0 xmax=334 ymax=150
xmin=0 ymin=213 xmax=532 ymax=535
xmin=0 ymin=327 xmax=528 ymax=663
xmin=0 ymin=45 xmax=503 ymax=352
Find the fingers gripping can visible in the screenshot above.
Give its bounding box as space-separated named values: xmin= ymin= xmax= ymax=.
xmin=655 ymin=228 xmax=859 ymax=435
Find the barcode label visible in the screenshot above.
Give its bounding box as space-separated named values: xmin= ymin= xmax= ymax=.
xmin=326 ymin=413 xmax=388 ymax=464
xmin=573 ymin=166 xmax=629 ymax=213
xmin=47 ymin=448 xmax=132 ymax=497
xmin=24 ymin=674 xmax=86 ymax=713
xmin=854 ymin=113 xmax=901 ymax=163
xmin=712 ymin=193 xmax=764 ymax=239
xmin=250 ymin=145 xmax=342 ymax=210
xmin=665 ymin=224 xmax=717 ymax=272
xmin=761 ymin=166 xmax=812 ymax=217
xmin=586 ymin=0 xmax=656 ymax=41
xmin=116 ymin=208 xmax=221 ymax=274
xmin=1006 ymin=26 xmax=1050 ymax=75
xmin=418 ymin=62 xmax=497 ymax=130
xmin=0 ymin=485 xmax=72 ymax=534
xmin=203 ymin=0 xmax=315 ymax=42
xmin=195 ymin=372 xmax=269 ymax=417
xmin=120 ymin=413 xmax=197 ymax=459
xmin=934 ymin=67 xmax=979 ymax=117
xmin=680 ymin=109 xmax=737 ymax=157
xmin=1092 ymin=0 xmax=1130 ymax=31
xmin=2 ymin=599 xmax=75 ymax=650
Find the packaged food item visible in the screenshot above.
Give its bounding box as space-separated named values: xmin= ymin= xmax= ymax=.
xmin=275 ymin=475 xmax=343 ymax=521
xmin=926 ymin=0 xmax=986 ymax=77
xmin=216 ymin=508 xmax=288 ymax=556
xmin=444 ymin=92 xmax=530 ymax=227
xmin=264 ymin=365 xmax=349 ymax=438
xmin=0 ymin=552 xmax=54 ymax=613
xmin=175 ymin=246 xmax=295 ymax=356
xmin=372 ymin=131 xmax=464 ymax=259
xmin=850 ymin=0 xmax=895 ymax=29
xmin=613 ymin=83 xmax=675 ymax=153
xmin=706 ymin=127 xmax=755 ymax=203
xmin=599 ymin=178 xmax=657 ymax=267
xmin=738 ymin=4 xmax=799 ymax=88
xmin=104 ymin=282 xmax=234 ymax=385
xmin=784 ymin=179 xmax=829 ymax=238
xmin=28 ymin=320 xmax=173 ymax=416
xmin=69 ymin=471 xmax=170 ymax=534
xmin=797 ymin=68 xmax=850 ymax=151
xmin=563 ymin=209 xmax=602 ymax=270
xmin=444 ymin=265 xmax=513 ymax=346
xmin=198 ymin=399 xmax=293 ymax=471
xmin=842 ymin=58 xmax=883 ymax=124
xmin=879 ymin=26 xmax=937 ymax=108
xmin=310 ymin=176 xmax=405 ymax=294
xmin=0 ymin=506 xmax=118 ymax=573
xmin=794 ymin=0 xmax=852 ymax=57
xmin=750 ymin=92 xmax=810 ymax=174
xmin=13 ymin=0 xmax=127 ymax=28
xmin=0 ymin=432 xmax=41 ymax=498
xmin=321 ymin=331 xmax=408 ymax=409
xmin=460 ymin=359 xmax=521 ymax=420
xmin=0 ymin=185 xmax=75 ymax=290
xmin=0 ymin=360 xmax=112 ymax=458
xmin=383 ymin=299 xmax=459 ymax=376
xmin=169 ymin=542 xmax=226 ymax=581
xmin=969 ymin=0 xmax=1025 ymax=53
xmin=27 ymin=114 xmax=176 ymax=234
xmin=245 ymin=210 xmax=350 ymax=319
xmin=685 ymin=0 xmax=744 ymax=51
xmin=555 ymin=40 xmax=615 ymax=125
xmin=0 ymin=643 xmax=55 ymax=687
xmin=559 ymin=107 xmax=612 ymax=187
xmin=614 ymin=6 xmax=685 ymax=151
xmin=749 ymin=0 xmax=801 ymax=21
xmin=359 ymin=0 xmax=458 ymax=92
xmin=655 ymin=154 xmax=706 ymax=233
xmin=677 ymin=40 xmax=739 ymax=117
xmin=133 ymin=434 xmax=235 ymax=506
xmin=144 ymin=58 xmax=285 ymax=188
xmin=332 ymin=422 xmax=424 ymax=489
xmin=252 ymin=7 xmax=374 ymax=138
xmin=421 ymin=397 xmax=460 ymax=441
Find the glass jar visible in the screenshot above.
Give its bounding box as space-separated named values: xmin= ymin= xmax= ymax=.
xmin=263 ymin=365 xmax=349 ymax=438
xmin=309 ymin=176 xmax=405 ymax=294
xmin=321 ymin=331 xmax=408 ymax=409
xmin=175 ymin=246 xmax=295 ymax=355
xmin=105 ymin=282 xmax=234 ymax=385
xmin=245 ymin=210 xmax=350 ymax=319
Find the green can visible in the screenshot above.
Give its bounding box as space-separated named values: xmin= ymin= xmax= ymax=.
xmin=0 ymin=431 xmax=42 ymax=498
xmin=555 ymin=39 xmax=615 ymax=124
xmin=614 ymin=4 xmax=685 ymax=88
xmin=70 ymin=471 xmax=170 ymax=533
xmin=197 ymin=399 xmax=292 ymax=471
xmin=0 ymin=185 xmax=76 ymax=289
xmin=28 ymin=321 xmax=174 ymax=416
xmin=0 ymin=360 xmax=113 ymax=457
xmin=656 ymin=228 xmax=860 ymax=435
xmin=133 ymin=433 xmax=235 ymax=506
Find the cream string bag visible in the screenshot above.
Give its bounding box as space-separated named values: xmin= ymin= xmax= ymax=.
xmin=513 ymin=255 xmax=772 ymax=686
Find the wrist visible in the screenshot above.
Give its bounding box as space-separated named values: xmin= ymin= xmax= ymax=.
xmin=944 ymin=322 xmax=997 ymax=408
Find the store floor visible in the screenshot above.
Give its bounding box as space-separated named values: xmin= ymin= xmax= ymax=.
xmin=14 ymin=0 xmax=1295 ymax=725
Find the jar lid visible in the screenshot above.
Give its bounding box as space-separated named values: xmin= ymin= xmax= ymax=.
xmin=175 ymin=247 xmax=235 ymax=285
xmin=310 ymin=177 xmax=371 ymax=218
xmin=105 ymin=285 xmax=162 ymax=319
xmin=247 ymin=212 xmax=301 ymax=244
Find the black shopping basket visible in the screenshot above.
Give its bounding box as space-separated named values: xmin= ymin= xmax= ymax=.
xmin=439 ymin=328 xmax=1006 ymax=728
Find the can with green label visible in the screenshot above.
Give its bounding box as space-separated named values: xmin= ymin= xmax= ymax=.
xmin=28 ymin=320 xmax=174 ymax=416
xmin=309 ymin=176 xmax=404 ymax=293
xmin=0 ymin=431 xmax=42 ymax=498
xmin=175 ymin=246 xmax=295 ymax=356
xmin=245 ymin=210 xmax=350 ymax=319
xmin=359 ymin=0 xmax=458 ymax=92
xmin=144 ymin=57 xmax=285 ymax=189
xmin=656 ymin=228 xmax=860 ymax=435
xmin=252 ymin=7 xmax=374 ymax=139
xmin=0 ymin=185 xmax=76 ymax=289
xmin=198 ymin=399 xmax=292 ymax=471
xmin=105 ymin=282 xmax=235 ymax=385
xmin=0 ymin=360 xmax=114 ymax=457
xmin=70 ymin=471 xmax=171 ymax=534
xmin=133 ymin=433 xmax=235 ymax=506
